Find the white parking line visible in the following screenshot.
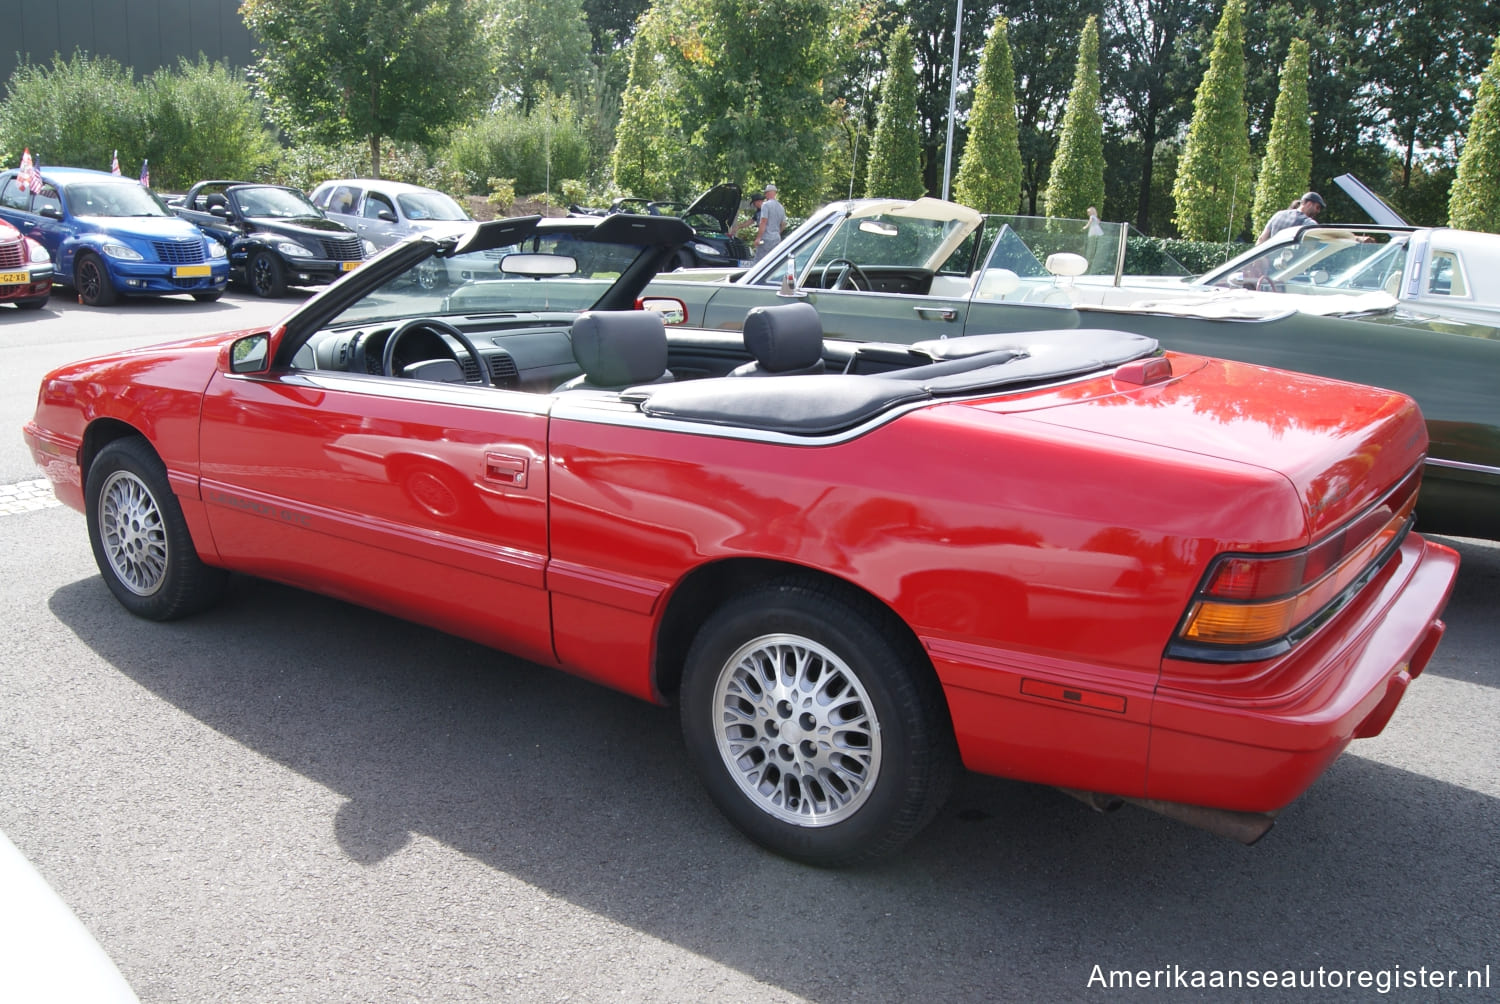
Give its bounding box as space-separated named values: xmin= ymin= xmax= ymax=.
xmin=0 ymin=479 xmax=62 ymax=516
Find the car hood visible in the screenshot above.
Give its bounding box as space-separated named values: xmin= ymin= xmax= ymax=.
xmin=1333 ymin=174 xmax=1409 ymax=226
xmin=683 ymin=183 xmax=742 ymax=233
xmin=246 ymin=216 xmax=356 ymax=237
xmin=79 ymin=215 xmax=208 ymax=241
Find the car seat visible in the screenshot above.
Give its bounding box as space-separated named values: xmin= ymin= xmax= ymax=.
xmin=556 ymin=310 xmax=675 ymax=392
xmin=729 ymin=302 xmax=826 ymax=377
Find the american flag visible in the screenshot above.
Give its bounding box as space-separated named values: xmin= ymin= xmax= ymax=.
xmin=110 ymin=149 xmax=121 ymax=175
xmin=17 ymin=147 xmax=42 ymax=194
xmin=139 ymin=159 xmax=150 ymax=188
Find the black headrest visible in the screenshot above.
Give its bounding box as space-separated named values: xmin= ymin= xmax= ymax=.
xmin=742 ymin=302 xmax=824 ymax=372
xmin=570 ymin=310 xmax=668 ymax=388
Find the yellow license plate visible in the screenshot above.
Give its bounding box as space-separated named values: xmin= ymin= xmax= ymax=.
xmin=174 ymin=264 xmax=212 ymax=278
xmin=341 ymin=261 xmax=361 ymax=272
xmin=0 ymin=271 xmax=28 ymax=284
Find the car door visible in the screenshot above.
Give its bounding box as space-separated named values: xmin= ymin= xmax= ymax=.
xmin=358 ymin=189 xmax=406 ymax=248
xmin=317 ymin=183 xmax=366 ymax=238
xmin=197 ymin=366 xmax=557 ymax=666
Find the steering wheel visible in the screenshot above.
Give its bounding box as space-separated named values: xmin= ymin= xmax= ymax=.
xmin=381 ymin=318 xmax=491 ymax=385
xmin=1255 ymin=276 xmax=1285 ymax=293
xmin=819 ymin=258 xmax=873 ymax=291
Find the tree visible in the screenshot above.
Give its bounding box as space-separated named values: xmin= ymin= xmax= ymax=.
xmin=488 ymin=0 xmax=594 ymax=115
xmin=954 ymin=16 xmax=1022 ymax=214
xmin=865 ymin=25 xmax=924 ymax=199
xmin=241 ymin=0 xmax=489 ymax=177
xmin=610 ymin=17 xmax=682 ymax=197
xmin=1044 ymin=15 xmax=1105 ymax=220
xmin=1102 ymin=0 xmax=1217 ymax=230
xmin=0 ymin=53 xmax=145 ymax=175
xmin=1250 ymin=38 xmax=1311 ymax=234
xmin=1173 ymin=0 xmax=1254 ymax=241
xmin=1449 ymin=36 xmax=1500 ymax=233
xmin=1002 ymin=1 xmax=1096 ymax=214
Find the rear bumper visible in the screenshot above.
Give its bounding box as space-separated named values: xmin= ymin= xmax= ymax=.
xmin=1146 ymin=532 xmax=1458 ymax=811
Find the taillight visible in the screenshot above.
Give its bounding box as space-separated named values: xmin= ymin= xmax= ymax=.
xmin=1170 ymin=467 xmax=1421 ymax=661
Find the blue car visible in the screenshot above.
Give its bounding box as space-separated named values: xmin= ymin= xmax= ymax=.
xmin=0 ymin=166 xmax=228 ymax=306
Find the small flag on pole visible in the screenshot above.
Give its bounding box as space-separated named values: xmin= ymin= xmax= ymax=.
xmin=139 ymin=159 xmax=150 ymax=188
xmin=17 ymin=147 xmax=38 ymax=192
xmin=110 ymin=149 xmax=121 ymax=175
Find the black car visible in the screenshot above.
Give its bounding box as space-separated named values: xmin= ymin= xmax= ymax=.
xmin=171 ymin=180 xmax=371 ymax=297
xmin=570 ymin=183 xmax=751 ymax=270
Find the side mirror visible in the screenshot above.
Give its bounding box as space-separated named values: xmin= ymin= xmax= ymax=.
xmin=39 ymin=205 xmax=63 ymax=220
xmin=377 ymin=209 xmax=397 ymax=223
xmin=637 ymin=296 xmax=687 ymax=325
xmin=227 ymin=333 xmax=271 ymax=374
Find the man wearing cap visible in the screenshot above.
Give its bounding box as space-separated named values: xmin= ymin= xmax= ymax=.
xmin=1257 ymin=191 xmax=1325 ymax=243
xmin=752 ymin=183 xmax=786 ymax=261
xmin=731 ymin=193 xmax=764 ymax=239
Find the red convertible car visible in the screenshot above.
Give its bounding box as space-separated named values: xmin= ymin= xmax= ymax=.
xmin=24 ymin=215 xmax=1458 ymax=865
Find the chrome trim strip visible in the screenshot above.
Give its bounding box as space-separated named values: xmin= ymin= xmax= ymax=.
xmin=1426 ymin=457 xmax=1500 ymax=476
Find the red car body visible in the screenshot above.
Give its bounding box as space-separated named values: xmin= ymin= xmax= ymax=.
xmin=0 ymin=217 xmax=53 ymax=308
xmin=23 ymin=217 xmax=1458 ymax=864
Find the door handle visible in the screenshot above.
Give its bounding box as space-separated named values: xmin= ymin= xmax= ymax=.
xmin=914 ymin=306 xmax=958 ymax=321
xmin=485 ymin=452 xmax=528 ymax=488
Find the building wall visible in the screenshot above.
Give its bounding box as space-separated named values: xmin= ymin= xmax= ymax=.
xmin=0 ymin=0 xmax=254 ymax=85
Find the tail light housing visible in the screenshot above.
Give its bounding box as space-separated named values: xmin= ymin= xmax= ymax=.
xmin=1169 ymin=466 xmax=1421 ymax=662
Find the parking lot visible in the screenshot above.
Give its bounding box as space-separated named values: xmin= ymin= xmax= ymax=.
xmin=2 ymin=289 xmax=1497 ymax=1001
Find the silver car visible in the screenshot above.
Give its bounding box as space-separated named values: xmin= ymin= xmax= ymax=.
xmin=309 ymin=178 xmax=471 ymax=250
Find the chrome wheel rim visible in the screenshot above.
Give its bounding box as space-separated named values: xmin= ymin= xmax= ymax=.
xmin=98 ymin=470 xmax=168 ymax=596
xmin=712 ymin=633 xmax=881 ymax=827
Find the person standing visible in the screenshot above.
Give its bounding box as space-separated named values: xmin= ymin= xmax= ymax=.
xmin=1257 ymin=192 xmax=1325 ymax=243
xmin=753 ymin=184 xmax=786 ymax=261
xmin=731 ymin=193 xmax=764 ymax=239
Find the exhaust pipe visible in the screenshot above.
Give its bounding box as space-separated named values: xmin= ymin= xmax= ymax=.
xmin=1057 ymin=788 xmax=1277 ymax=845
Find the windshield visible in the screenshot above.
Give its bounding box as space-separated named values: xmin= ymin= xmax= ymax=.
xmin=65 ymin=183 xmax=172 ymax=218
xmin=328 ymin=232 xmax=653 ymax=326
xmin=237 ymin=186 xmax=323 ymax=218
xmin=397 ymin=191 xmax=468 ymax=222
xmin=1206 ymin=231 xmax=1408 ymax=294
xmin=988 ymin=214 xmax=1191 ymax=278
xmin=808 ymin=211 xmax=976 ymax=271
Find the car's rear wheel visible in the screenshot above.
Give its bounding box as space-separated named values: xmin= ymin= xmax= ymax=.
xmin=249 ymin=251 xmax=287 ymax=298
xmin=679 ymin=578 xmax=957 ymax=867
xmin=75 ymin=252 xmax=117 ymax=306
xmin=85 ymin=437 xmax=227 ymax=621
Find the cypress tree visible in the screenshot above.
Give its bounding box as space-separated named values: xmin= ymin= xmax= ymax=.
xmin=954 ymin=16 xmax=1023 ymax=214
xmin=864 ymin=26 xmax=925 ymax=200
xmin=1043 ymin=15 xmax=1105 ymax=221
xmin=1251 ymin=39 xmax=1312 ymax=236
xmin=1449 ymin=36 xmax=1500 ymax=233
xmin=1172 ymin=0 xmax=1254 ymax=241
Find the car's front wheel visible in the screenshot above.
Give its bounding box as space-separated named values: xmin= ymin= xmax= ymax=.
xmin=679 ymin=578 xmax=957 ymax=866
xmin=249 ymin=251 xmax=287 ymax=298
xmin=75 ymin=252 xmax=117 ymax=307
xmin=85 ymin=437 xmax=228 ymax=621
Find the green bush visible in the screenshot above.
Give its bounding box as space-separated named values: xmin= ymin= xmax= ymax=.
xmin=141 ymin=58 xmax=279 ymax=190
xmin=0 ymin=53 xmax=146 ymax=174
xmin=1136 ymin=237 xmax=1243 ymax=275
xmin=272 ymin=140 xmax=458 ymax=194
xmin=445 ymin=107 xmax=592 ymax=197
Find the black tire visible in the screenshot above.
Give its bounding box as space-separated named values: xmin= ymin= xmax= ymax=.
xmin=75 ymin=252 xmax=117 ymax=307
xmin=680 ymin=578 xmax=957 ymax=867
xmin=85 ymin=437 xmax=228 ymax=621
xmin=249 ymin=250 xmax=287 ymax=298
xmin=192 ymin=291 xmax=223 ymax=303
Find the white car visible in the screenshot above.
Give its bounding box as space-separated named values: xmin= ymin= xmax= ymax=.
xmin=309 ymin=178 xmax=471 ymax=251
